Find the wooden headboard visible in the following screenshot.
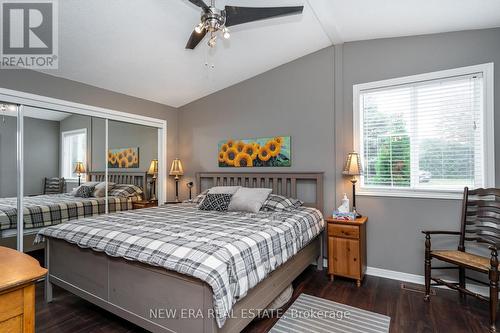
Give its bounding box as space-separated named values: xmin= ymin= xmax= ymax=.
xmin=88 ymin=171 xmax=149 ymax=199
xmin=196 ymin=172 xmax=324 ymax=212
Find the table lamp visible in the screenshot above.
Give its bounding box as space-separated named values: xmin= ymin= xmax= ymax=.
xmin=147 ymin=159 xmax=158 ymax=201
xmin=73 ymin=162 xmax=86 ymax=186
xmin=342 ymin=152 xmax=362 ymax=217
xmin=169 ymin=158 xmax=184 ymax=202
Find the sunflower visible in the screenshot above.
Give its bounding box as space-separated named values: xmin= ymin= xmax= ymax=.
xmin=274 ymin=136 xmax=284 ymax=146
xmin=266 ymin=139 xmax=281 ymax=157
xmin=117 ymin=152 xmax=124 ymax=161
xmin=127 ymin=153 xmax=134 ymax=164
xmin=235 ymin=153 xmax=253 ymax=167
xmin=226 ymin=139 xmax=234 ymax=148
xmin=224 ymin=147 xmax=238 ymax=166
xmin=258 ymin=146 xmax=271 ymax=162
xmin=221 ymin=143 xmax=229 ymax=152
xmin=218 ymin=151 xmax=225 ymax=163
xmin=118 ymin=157 xmax=128 ymax=168
xmin=132 ymin=155 xmax=139 ymax=165
xmin=253 ymin=143 xmax=261 ymax=152
xmin=243 ymin=143 xmax=258 ymax=160
xmin=109 ymin=154 xmax=117 ymax=165
xmin=235 ymin=141 xmax=245 ymax=153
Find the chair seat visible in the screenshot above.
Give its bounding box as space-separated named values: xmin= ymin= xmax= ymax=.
xmin=432 ymin=250 xmax=493 ymax=272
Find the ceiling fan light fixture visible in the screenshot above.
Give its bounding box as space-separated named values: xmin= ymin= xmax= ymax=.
xmin=208 ymin=34 xmax=217 ymax=47
xmin=222 ymin=27 xmax=230 ymax=39
xmin=185 ymin=0 xmax=304 ymax=50
xmin=194 ymin=22 xmax=204 ymax=34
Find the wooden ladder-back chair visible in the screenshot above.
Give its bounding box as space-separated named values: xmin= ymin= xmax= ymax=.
xmin=423 ymin=187 xmax=500 ymax=332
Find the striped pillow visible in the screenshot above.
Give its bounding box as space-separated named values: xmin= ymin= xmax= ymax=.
xmin=261 ymin=194 xmax=303 ymax=211
xmin=108 ymin=184 xmax=143 ymax=198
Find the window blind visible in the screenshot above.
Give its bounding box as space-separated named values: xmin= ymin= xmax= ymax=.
xmin=359 ymin=73 xmax=484 ymax=191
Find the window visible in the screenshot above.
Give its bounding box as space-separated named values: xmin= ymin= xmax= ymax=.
xmin=61 ymin=129 xmax=87 ymax=180
xmin=354 ymin=64 xmax=494 ymax=198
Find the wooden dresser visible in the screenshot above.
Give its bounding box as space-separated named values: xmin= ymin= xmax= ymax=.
xmin=0 ymin=246 xmax=47 ymax=333
xmin=326 ymin=216 xmax=368 ymax=287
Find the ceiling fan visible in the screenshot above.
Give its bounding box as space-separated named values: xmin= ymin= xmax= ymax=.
xmin=185 ymin=0 xmax=304 ymax=49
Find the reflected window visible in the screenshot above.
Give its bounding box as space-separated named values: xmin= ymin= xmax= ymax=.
xmin=61 ymin=128 xmax=87 ymax=180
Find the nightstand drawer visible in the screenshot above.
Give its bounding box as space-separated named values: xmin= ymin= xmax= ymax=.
xmin=328 ymin=224 xmax=359 ymax=239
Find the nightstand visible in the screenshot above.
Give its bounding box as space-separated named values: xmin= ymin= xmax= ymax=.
xmin=132 ymin=200 xmax=158 ymax=209
xmin=326 ymin=216 xmax=367 ymax=287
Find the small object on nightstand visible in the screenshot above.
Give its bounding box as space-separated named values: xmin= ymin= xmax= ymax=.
xmin=186 ymin=181 xmax=194 ymax=201
xmin=326 ymin=216 xmax=367 ymax=287
xmin=132 ymin=200 xmax=158 ymax=209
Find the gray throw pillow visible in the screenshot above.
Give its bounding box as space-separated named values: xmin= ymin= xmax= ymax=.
xmin=228 ymin=187 xmax=272 ymax=213
xmin=208 ymin=186 xmax=241 ymax=195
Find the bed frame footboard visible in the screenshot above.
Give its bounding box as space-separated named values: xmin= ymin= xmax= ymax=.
xmin=44 ymin=236 xmax=321 ymax=333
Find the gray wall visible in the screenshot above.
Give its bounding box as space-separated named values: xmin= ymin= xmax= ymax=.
xmin=337 ymin=28 xmax=500 ymax=275
xmin=178 ymin=47 xmax=335 ymax=212
xmin=0 ymin=69 xmax=179 ymax=201
xmin=0 ymin=116 xmax=60 ymax=197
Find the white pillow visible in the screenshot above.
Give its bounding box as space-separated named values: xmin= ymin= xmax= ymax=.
xmin=228 ymin=187 xmax=272 ymax=213
xmin=208 ymin=186 xmax=241 ymax=195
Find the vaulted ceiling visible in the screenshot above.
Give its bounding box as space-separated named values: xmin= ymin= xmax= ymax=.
xmin=43 ymin=0 xmax=500 ymax=107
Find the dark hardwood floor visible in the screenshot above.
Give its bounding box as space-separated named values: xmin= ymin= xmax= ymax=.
xmin=34 ymin=265 xmax=492 ymax=332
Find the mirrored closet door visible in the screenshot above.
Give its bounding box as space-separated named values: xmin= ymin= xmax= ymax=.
xmin=0 ymin=103 xmax=19 ymax=250
xmin=0 ymin=94 xmax=165 ymax=253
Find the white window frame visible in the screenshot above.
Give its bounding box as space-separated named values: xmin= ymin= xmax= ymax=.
xmin=353 ymin=63 xmax=495 ymax=199
xmin=61 ymin=128 xmax=87 ymax=181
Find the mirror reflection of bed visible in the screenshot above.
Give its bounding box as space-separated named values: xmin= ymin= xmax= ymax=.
xmin=0 ymin=106 xmax=160 ymax=253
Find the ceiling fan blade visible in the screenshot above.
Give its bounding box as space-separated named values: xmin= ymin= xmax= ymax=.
xmin=185 ymin=28 xmax=207 ymax=49
xmin=187 ymin=0 xmax=209 ymax=11
xmin=224 ymin=6 xmax=304 ymax=27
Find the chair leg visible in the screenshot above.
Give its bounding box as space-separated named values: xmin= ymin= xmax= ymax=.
xmin=424 ymin=233 xmax=431 ymax=302
xmin=489 ymin=247 xmax=499 ymax=332
xmin=459 ymin=267 xmax=466 ymax=301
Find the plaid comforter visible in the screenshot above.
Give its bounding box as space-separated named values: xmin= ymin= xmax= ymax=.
xmin=35 ymin=204 xmax=324 ymax=328
xmin=0 ymin=194 xmax=137 ymax=232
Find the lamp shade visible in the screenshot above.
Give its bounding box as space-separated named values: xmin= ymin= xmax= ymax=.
xmin=147 ymin=159 xmax=158 ymax=175
xmin=342 ymin=152 xmax=362 ymax=176
xmin=73 ymin=162 xmax=86 ymax=174
xmin=169 ymin=158 xmax=184 ymax=177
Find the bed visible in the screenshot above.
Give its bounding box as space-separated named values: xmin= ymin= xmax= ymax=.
xmin=0 ymin=171 xmax=147 ymax=252
xmin=39 ymin=172 xmax=325 ymax=333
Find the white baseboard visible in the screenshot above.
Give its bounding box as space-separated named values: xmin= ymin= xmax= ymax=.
xmin=366 ymin=266 xmax=490 ymax=297
xmin=320 ymin=259 xmax=490 ymax=297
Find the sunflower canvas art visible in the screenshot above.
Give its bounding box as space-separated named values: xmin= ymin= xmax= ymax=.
xmin=108 ymin=147 xmax=139 ymax=168
xmin=218 ymin=136 xmax=291 ymax=167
